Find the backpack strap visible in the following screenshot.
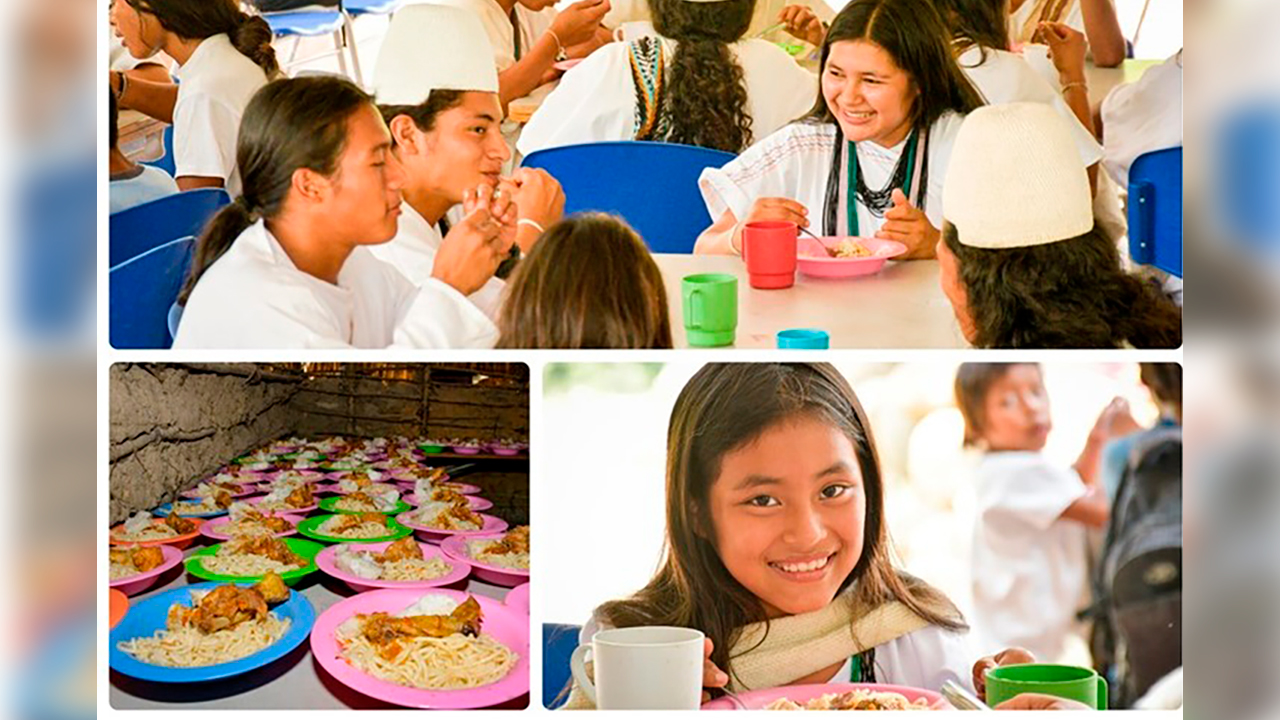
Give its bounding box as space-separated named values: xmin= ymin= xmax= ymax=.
xmin=627 ymin=37 xmax=668 ymax=141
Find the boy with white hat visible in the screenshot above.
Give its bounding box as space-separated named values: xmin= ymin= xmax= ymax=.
xmin=937 ymin=102 xmax=1181 ymax=348
xmin=370 ymin=3 xmax=564 ymax=320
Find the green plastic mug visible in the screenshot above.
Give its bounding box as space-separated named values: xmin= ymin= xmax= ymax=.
xmin=985 ymin=664 xmax=1108 ymax=710
xmin=682 ymin=273 xmax=737 ymax=347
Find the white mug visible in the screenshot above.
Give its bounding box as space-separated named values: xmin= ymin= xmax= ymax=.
xmin=613 ymin=20 xmax=657 ymax=43
xmin=569 ymin=626 xmax=705 ymax=709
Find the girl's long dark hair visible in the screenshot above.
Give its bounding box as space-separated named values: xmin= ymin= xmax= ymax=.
xmin=126 ymin=0 xmax=279 ymax=77
xmin=944 ymin=225 xmax=1183 ymax=348
xmin=495 ymin=213 xmax=672 ymax=349
xmin=651 ymin=0 xmax=755 ymax=153
xmin=596 ymin=363 xmax=965 ymax=686
xmin=805 ymin=0 xmax=983 ymax=130
xmin=932 ymin=0 xmax=1011 ymax=56
xmin=178 ymin=76 xmax=371 ymax=305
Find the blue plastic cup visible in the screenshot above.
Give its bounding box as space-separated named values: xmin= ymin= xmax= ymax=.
xmin=776 ymin=329 xmax=830 ymax=349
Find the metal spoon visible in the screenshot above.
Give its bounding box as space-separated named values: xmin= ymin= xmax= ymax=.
xmin=796 ymin=225 xmax=840 ymax=257
xmin=941 ymin=680 xmax=993 ymax=711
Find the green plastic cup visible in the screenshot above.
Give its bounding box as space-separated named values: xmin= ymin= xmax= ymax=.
xmin=986 ymin=664 xmax=1108 ymax=710
xmin=682 ymin=273 xmax=737 ymax=347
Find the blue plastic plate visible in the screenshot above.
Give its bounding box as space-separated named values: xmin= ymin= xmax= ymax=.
xmin=154 ymin=502 xmax=229 ymax=519
xmin=108 ymin=581 xmax=315 ymax=683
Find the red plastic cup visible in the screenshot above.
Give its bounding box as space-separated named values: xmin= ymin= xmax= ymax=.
xmin=742 ymin=221 xmax=798 ymax=289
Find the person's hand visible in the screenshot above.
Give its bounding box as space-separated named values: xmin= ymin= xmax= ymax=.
xmin=1037 ymin=21 xmax=1087 ymax=84
xmin=972 ymin=647 xmax=1035 ymax=702
xmin=550 ymin=0 xmax=611 ymax=49
xmin=501 ymin=168 xmax=564 ymax=251
xmin=875 ymin=189 xmax=939 ymax=260
xmin=1090 ymin=397 xmax=1141 ymax=445
xmin=732 ymin=197 xmax=810 ymax=253
xmin=994 ymin=693 xmax=1093 ymax=710
xmin=701 ymin=637 xmax=730 ymax=703
xmin=431 ymin=184 xmax=516 ymax=295
xmin=778 ymin=5 xmax=826 ymax=46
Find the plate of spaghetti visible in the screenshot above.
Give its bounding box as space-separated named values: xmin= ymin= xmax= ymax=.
xmin=109 ymin=513 xmax=203 ymax=548
xmin=321 ymin=494 xmax=413 ymax=515
xmin=311 ymin=589 xmax=528 ymax=708
xmin=110 ymin=545 xmax=184 ymax=596
xmin=398 ymin=480 xmax=480 ymax=496
xmin=441 ymin=527 xmax=529 ymax=586
xmin=200 ymin=508 xmax=304 ymax=541
xmin=298 ymin=513 xmax=414 ymax=544
xmin=397 ymin=505 xmax=508 ymax=544
xmin=795 ymin=237 xmax=907 ymax=278
xmin=406 ymin=488 xmax=493 ymax=511
xmin=180 ymin=480 xmax=255 ymax=499
xmin=185 ymin=537 xmax=324 ymax=585
xmin=109 ymin=576 xmax=314 ymax=683
xmin=245 ymin=485 xmax=319 ymax=514
xmin=702 ymin=683 xmax=945 ymax=710
xmin=316 ymin=538 xmax=470 ymax=592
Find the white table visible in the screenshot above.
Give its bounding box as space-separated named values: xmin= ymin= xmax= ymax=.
xmin=109 ymin=547 xmax=526 ymax=709
xmin=652 ymin=253 xmax=967 ymax=349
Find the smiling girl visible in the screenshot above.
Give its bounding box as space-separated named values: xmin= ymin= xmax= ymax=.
xmin=563 ymin=363 xmax=1024 ymax=707
xmin=695 ymin=0 xmax=983 ymax=259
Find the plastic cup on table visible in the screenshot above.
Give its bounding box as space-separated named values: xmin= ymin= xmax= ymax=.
xmin=776 ymin=329 xmax=829 ymax=349
xmin=681 ymin=273 xmax=737 ymax=347
xmin=984 ymin=664 xmax=1108 ymax=710
xmin=741 ymin=221 xmax=797 ymax=289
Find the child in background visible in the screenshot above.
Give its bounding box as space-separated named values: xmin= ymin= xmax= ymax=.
xmin=495 ymin=214 xmax=672 ymax=348
xmin=562 ymin=363 xmax=1027 ymax=707
xmin=955 ymin=362 xmax=1134 ymax=663
xmin=109 ymin=88 xmax=177 ymax=214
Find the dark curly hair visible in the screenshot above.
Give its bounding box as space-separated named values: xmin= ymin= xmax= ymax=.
xmin=805 ymin=0 xmax=983 ymax=129
xmin=651 ymin=0 xmax=755 ymax=153
xmin=943 ymin=224 xmax=1183 ymax=349
xmin=931 ymin=0 xmax=1010 ymax=55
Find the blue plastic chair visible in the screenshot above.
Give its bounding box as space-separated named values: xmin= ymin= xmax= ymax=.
xmin=266 ymin=9 xmax=362 ymax=83
xmin=109 ymin=236 xmax=196 ymax=349
xmin=139 ymin=123 xmax=176 ymax=177
xmin=543 ymin=623 xmax=581 ymax=709
xmin=109 ymin=187 xmax=229 ymax=267
xmin=1127 ymin=146 xmax=1182 ymax=278
xmin=521 ymin=141 xmax=737 ymax=254
xmin=343 ymin=0 xmax=403 ymax=16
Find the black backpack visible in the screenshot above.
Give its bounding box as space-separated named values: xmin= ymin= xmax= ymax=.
xmin=1084 ymin=428 xmax=1182 ymax=708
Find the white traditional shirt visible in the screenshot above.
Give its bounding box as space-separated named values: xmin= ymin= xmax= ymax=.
xmin=1100 ymin=51 xmax=1183 ymax=188
xmin=970 ymin=451 xmax=1090 ymax=662
xmin=368 ymin=201 xmax=507 ymax=320
xmin=518 ymin=37 xmax=817 ymax=156
xmin=170 ymin=33 xmax=268 ymax=195
xmin=174 ymin=219 xmax=497 ymax=348
xmin=699 ymin=113 xmax=965 ymax=249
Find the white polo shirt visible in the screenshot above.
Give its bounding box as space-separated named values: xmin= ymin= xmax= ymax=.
xmin=171 ymin=33 xmax=269 ymax=195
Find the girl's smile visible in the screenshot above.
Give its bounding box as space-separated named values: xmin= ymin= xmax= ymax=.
xmin=708 ymin=414 xmax=865 ymax=618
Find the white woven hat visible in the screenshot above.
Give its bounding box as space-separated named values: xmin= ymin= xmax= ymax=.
xmin=372 ymin=3 xmax=499 ymax=106
xmin=942 ymin=103 xmax=1094 ymax=249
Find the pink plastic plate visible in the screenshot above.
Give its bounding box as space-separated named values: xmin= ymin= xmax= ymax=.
xmin=452 ymin=446 xmax=481 ymax=455
xmin=553 ymin=58 xmax=583 ymax=72
xmin=406 ymin=494 xmax=493 ymax=511
xmin=441 ymin=533 xmax=529 ymax=587
xmin=702 ymin=683 xmax=947 ymax=710
xmin=504 ymin=583 xmax=530 ymax=615
xmin=243 ymin=495 xmax=319 ymax=515
xmin=310 ymin=588 xmax=530 ymax=708
xmin=199 ymin=512 xmax=305 ymax=541
xmin=109 ymin=544 xmax=184 ymax=596
xmin=314 ymin=540 xmax=471 ymax=592
xmin=397 ymin=511 xmax=508 ymax=545
xmin=795 ymin=237 xmax=906 ymax=278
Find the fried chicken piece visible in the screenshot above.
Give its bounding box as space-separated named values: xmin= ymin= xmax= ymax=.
xmin=426 ymin=467 xmax=448 ymax=483
xmin=436 ymin=500 xmax=482 ymax=530
xmin=224 ymin=536 xmax=307 ymax=567
xmin=428 ymin=487 xmax=465 ymax=504
xmin=358 ymin=597 xmax=484 ymax=648
xmin=111 ymin=546 xmax=166 ymax=571
xmin=252 ymin=572 xmax=290 ymax=604
xmin=377 ymin=537 xmax=423 ymax=563
xmin=285 ymin=484 xmax=314 ymax=508
xmin=213 ymin=490 xmax=234 ymax=509
xmin=170 ymin=584 xmax=269 ymax=634
xmin=164 ymin=513 xmax=198 ymax=534
xmin=481 ymin=526 xmax=530 ymax=557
